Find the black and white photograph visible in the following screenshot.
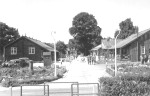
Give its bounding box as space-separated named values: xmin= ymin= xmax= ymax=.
xmin=0 ymin=0 xmax=150 ymax=96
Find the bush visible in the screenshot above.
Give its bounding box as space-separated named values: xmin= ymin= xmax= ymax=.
xmin=1 ymin=80 xmax=19 ymax=87
xmin=0 ymin=64 xmax=67 ymax=87
xmin=106 ymin=67 xmax=115 ymax=77
xmin=99 ymin=76 xmax=150 ymax=96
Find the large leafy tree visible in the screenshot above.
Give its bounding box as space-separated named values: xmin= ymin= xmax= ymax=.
xmin=56 ymin=41 xmax=67 ymax=58
xmin=114 ymin=18 xmax=137 ymax=39
xmin=0 ymin=22 xmax=20 ymax=54
xmin=69 ymin=12 xmax=102 ymax=55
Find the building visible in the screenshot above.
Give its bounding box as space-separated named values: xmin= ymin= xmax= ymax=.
xmin=91 ymin=38 xmax=122 ymax=61
xmin=110 ymin=28 xmax=150 ymax=62
xmin=92 ymin=28 xmax=150 ymax=62
xmin=4 ymin=36 xmax=58 ymax=62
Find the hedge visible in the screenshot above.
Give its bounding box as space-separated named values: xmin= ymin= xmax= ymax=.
xmin=100 ymin=65 xmax=150 ymax=96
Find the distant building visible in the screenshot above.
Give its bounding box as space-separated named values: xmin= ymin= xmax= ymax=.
xmin=4 ymin=36 xmax=59 ymax=62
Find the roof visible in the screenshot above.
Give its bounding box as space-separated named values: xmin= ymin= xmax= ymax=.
xmin=91 ymin=38 xmax=122 ymax=50
xmin=5 ymin=36 xmax=57 ymax=52
xmin=110 ymin=28 xmax=150 ymax=49
xmin=91 ymin=44 xmax=102 ymax=50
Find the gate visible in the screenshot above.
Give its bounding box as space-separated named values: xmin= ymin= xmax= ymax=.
xmin=20 ymin=84 xmax=49 ymax=96
xmin=71 ymin=83 xmax=100 ymax=96
xmin=18 ymin=82 xmax=100 ymax=96
xmin=44 ymin=82 xmax=78 ymax=96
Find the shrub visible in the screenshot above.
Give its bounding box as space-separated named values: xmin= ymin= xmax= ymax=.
xmin=99 ymin=76 xmax=150 ymax=96
xmin=1 ymin=80 xmax=19 ymax=87
xmin=106 ymin=67 xmax=115 ymax=77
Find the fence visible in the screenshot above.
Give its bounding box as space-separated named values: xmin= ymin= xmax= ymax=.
xmin=20 ymin=84 xmax=49 ymax=96
xmin=9 ymin=82 xmax=100 ymax=96
xmin=71 ymin=83 xmax=100 ymax=96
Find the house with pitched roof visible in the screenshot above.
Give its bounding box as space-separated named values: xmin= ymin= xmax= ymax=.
xmin=110 ymin=28 xmax=150 ymax=62
xmin=91 ymin=38 xmax=122 ymax=61
xmin=4 ymin=36 xmax=58 ymax=62
xmin=92 ymin=28 xmax=150 ymax=62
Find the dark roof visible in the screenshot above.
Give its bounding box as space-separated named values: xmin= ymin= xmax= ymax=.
xmin=110 ymin=28 xmax=150 ymax=49
xmin=5 ymin=36 xmax=56 ymax=52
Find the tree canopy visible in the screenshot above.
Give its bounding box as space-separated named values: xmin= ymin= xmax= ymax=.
xmin=56 ymin=41 xmax=67 ymax=57
xmin=69 ymin=12 xmax=102 ymax=55
xmin=0 ymin=22 xmax=20 ymax=53
xmin=114 ymin=18 xmax=138 ymax=39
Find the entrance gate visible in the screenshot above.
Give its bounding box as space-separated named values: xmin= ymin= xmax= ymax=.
xmin=19 ymin=82 xmax=100 ymax=96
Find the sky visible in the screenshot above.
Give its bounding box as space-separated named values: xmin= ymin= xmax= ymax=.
xmin=0 ymin=0 xmax=150 ymax=44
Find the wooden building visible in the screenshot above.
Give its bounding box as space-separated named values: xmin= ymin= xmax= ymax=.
xmin=4 ymin=36 xmax=58 ymax=62
xmin=92 ymin=28 xmax=150 ymax=62
xmin=110 ymin=28 xmax=150 ymax=62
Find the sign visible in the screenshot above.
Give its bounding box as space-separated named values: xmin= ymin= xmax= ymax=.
xmin=43 ymin=52 xmax=51 ymax=56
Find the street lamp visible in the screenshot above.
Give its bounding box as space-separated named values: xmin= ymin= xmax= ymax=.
xmin=115 ymin=31 xmax=120 ymax=76
xmin=51 ymin=32 xmax=57 ymax=77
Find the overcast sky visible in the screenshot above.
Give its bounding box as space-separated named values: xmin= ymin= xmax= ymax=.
xmin=0 ymin=0 xmax=150 ymax=44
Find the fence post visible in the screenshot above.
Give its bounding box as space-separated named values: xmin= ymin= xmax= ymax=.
xmin=44 ymin=83 xmax=45 ymax=95
xmin=47 ymin=85 xmax=49 ymax=96
xmin=98 ymin=83 xmax=100 ymax=96
xmin=71 ymin=84 xmax=73 ymax=96
xmin=20 ymin=86 xmax=22 ymax=96
xmin=77 ymin=83 xmax=79 ymax=96
xmin=10 ymin=86 xmax=12 ymax=96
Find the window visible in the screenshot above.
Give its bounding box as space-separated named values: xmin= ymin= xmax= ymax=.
xmin=29 ymin=47 xmax=35 ymax=54
xmin=141 ymin=45 xmax=145 ymax=54
xmin=11 ymin=47 xmax=17 ymax=55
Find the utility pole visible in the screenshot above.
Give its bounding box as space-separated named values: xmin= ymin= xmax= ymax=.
xmin=115 ymin=31 xmax=120 ymax=76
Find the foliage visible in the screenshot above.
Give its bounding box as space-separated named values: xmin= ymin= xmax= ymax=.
xmin=103 ymin=63 xmax=150 ymax=96
xmin=106 ymin=66 xmax=115 ymax=77
xmin=0 ymin=66 xmax=66 ymax=87
xmin=0 ymin=22 xmax=20 ymax=53
xmin=56 ymin=41 xmax=67 ymax=58
xmin=69 ymin=12 xmax=102 ymax=55
xmin=99 ymin=75 xmax=150 ymax=96
xmin=114 ymin=18 xmax=138 ymax=39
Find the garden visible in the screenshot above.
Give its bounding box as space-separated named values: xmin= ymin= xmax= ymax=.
xmin=100 ymin=62 xmax=150 ymax=96
xmin=0 ymin=58 xmax=67 ymax=87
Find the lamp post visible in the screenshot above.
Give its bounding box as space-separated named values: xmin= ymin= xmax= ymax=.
xmin=115 ymin=31 xmax=120 ymax=76
xmin=51 ymin=32 xmax=57 ymax=77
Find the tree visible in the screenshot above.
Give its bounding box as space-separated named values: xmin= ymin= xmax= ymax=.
xmin=114 ymin=18 xmax=137 ymax=39
xmin=0 ymin=22 xmax=20 ymax=54
xmin=56 ymin=41 xmax=67 ymax=58
xmin=69 ymin=12 xmax=102 ymax=55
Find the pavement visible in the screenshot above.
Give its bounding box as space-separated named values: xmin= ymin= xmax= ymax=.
xmin=54 ymin=59 xmax=110 ymax=83
xmin=0 ymin=59 xmax=111 ymax=96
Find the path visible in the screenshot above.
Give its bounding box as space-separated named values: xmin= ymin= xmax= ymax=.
xmin=55 ymin=59 xmax=110 ymax=83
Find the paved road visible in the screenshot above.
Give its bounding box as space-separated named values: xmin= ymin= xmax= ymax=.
xmin=56 ymin=60 xmax=110 ymax=83
xmin=0 ymin=59 xmax=110 ymax=96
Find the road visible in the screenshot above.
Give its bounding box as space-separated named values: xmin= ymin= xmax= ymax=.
xmin=0 ymin=59 xmax=110 ymax=96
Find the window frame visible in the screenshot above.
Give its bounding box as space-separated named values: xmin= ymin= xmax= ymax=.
xmin=29 ymin=47 xmax=35 ymax=54
xmin=11 ymin=47 xmax=17 ymax=55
